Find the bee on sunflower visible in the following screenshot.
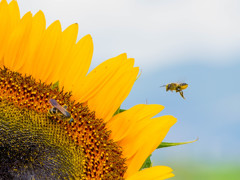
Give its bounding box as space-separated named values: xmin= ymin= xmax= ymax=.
xmin=0 ymin=0 xmax=193 ymax=179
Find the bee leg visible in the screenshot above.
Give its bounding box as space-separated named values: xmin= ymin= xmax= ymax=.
xmin=69 ymin=118 xmax=74 ymax=123
xmin=179 ymin=91 xmax=185 ymax=99
xmin=48 ymin=107 xmax=57 ymax=115
xmin=47 ymin=110 xmax=52 ymax=117
xmin=52 ymin=107 xmax=58 ymax=113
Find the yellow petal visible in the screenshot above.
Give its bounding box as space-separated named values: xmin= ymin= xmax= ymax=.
xmin=46 ymin=23 xmax=79 ymax=84
xmin=126 ymin=166 xmax=174 ymax=180
xmin=74 ymin=53 xmax=124 ymax=101
xmin=107 ymin=104 xmax=164 ymax=142
xmin=121 ymin=115 xmax=177 ymax=177
xmin=75 ymin=54 xmax=139 ymax=122
xmin=18 ymin=10 xmax=46 ymax=75
xmin=0 ymin=0 xmax=9 ymax=64
xmin=60 ymin=34 xmax=93 ymax=93
xmin=88 ymin=66 xmax=139 ymax=122
xmin=0 ymin=0 xmax=20 ymax=66
xmin=31 ymin=20 xmax=62 ymax=82
xmin=8 ymin=0 xmax=20 ymax=30
xmin=4 ymin=12 xmax=32 ymax=71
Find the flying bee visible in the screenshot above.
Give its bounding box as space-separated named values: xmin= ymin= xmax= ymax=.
xmin=48 ymin=98 xmax=74 ymax=123
xmin=160 ymin=83 xmax=188 ymax=99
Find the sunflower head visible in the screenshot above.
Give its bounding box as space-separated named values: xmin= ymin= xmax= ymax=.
xmin=0 ymin=0 xmax=177 ymax=179
xmin=0 ymin=67 xmax=126 ymax=179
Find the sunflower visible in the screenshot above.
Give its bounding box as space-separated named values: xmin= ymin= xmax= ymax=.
xmin=0 ymin=0 xmax=177 ymax=179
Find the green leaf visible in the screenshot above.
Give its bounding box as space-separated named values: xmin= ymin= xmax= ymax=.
xmin=113 ymin=108 xmax=126 ymax=116
xmin=119 ymin=109 xmax=126 ymax=113
xmin=135 ymin=69 xmax=142 ymax=81
xmin=139 ymin=139 xmax=198 ymax=171
xmin=157 ymin=138 xmax=198 ymax=149
xmin=140 ymin=154 xmax=152 ymax=170
xmin=51 ymin=81 xmax=59 ymax=90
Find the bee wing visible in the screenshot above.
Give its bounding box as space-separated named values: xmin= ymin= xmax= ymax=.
xmin=55 ymin=105 xmax=71 ymax=117
xmin=176 ymin=79 xmax=188 ymax=88
xmin=176 ymin=78 xmax=187 ymax=83
xmin=49 ymin=99 xmax=71 ymax=117
xmin=49 ymin=99 xmax=59 ymax=107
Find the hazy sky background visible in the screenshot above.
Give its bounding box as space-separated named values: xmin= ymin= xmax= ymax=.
xmin=17 ymin=0 xmax=240 ymax=69
xmin=14 ymin=0 xmax=240 ymax=177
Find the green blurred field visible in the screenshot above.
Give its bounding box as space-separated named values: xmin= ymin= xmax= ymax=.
xmin=170 ymin=163 xmax=240 ymax=180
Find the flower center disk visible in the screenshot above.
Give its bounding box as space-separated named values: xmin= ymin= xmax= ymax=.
xmin=0 ymin=68 xmax=126 ymax=179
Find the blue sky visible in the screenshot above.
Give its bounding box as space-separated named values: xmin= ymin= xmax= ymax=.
xmin=125 ymin=61 xmax=240 ymax=164
xmin=16 ymin=0 xmax=240 ymax=172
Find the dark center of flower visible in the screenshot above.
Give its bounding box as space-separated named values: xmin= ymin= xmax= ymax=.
xmin=0 ymin=67 xmax=126 ymax=179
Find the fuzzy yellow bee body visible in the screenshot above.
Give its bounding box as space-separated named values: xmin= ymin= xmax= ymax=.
xmin=161 ymin=83 xmax=188 ymax=99
xmin=48 ymin=99 xmax=74 ymax=123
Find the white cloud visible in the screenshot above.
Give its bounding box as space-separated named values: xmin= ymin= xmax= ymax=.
xmin=15 ymin=0 xmax=240 ymax=70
